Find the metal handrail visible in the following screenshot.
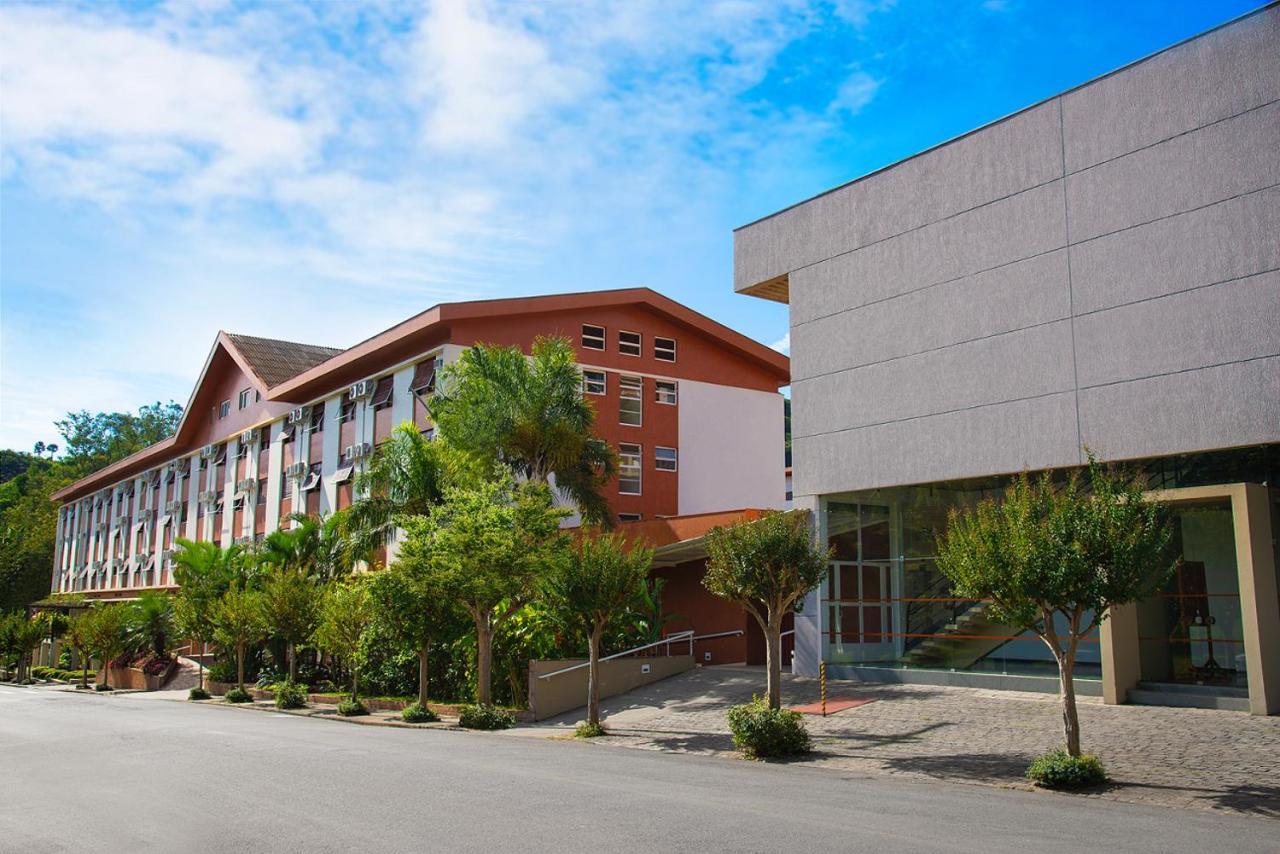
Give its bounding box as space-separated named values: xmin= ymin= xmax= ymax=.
xmin=691 ymin=629 xmax=744 ymax=642
xmin=538 ymin=630 xmax=695 ymax=680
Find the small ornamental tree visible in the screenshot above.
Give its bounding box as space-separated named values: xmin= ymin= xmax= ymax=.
xmin=82 ymin=604 xmax=131 ymax=688
xmin=544 ymin=533 xmax=653 ymax=730
xmin=313 ymin=580 xmax=374 ymax=706
xmin=4 ymin=612 xmax=48 ymax=682
xmin=172 ymin=539 xmax=242 ymax=692
xmin=212 ymin=584 xmax=267 ymax=692
xmin=129 ymin=591 xmax=175 ymax=660
xmin=397 ymin=479 xmax=568 ymax=705
xmin=704 ymin=511 xmax=830 ymax=710
xmin=259 ymin=568 xmax=321 ymax=683
xmin=936 ymin=459 xmax=1177 ymax=758
xmin=367 ymin=563 xmax=456 ymax=712
xmin=64 ymin=611 xmax=93 ymax=688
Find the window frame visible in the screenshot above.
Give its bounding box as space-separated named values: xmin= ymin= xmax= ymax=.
xmin=581 ymin=324 xmax=606 ymax=351
xmin=654 ymin=337 xmax=676 ymax=362
xmin=618 ymin=376 xmax=643 ymax=427
xmin=655 ymin=446 xmax=678 ymax=472
xmin=238 ymin=388 xmax=252 ymax=410
xmin=218 ymin=400 xmax=231 ymax=419
xmin=617 ymin=443 xmax=642 ymax=495
xmin=618 ymin=330 xmax=642 ymax=357
xmin=582 ymin=369 xmax=607 ymax=396
xmin=655 ymin=380 xmax=678 ymax=405
xmin=618 ymin=513 xmax=643 ymax=523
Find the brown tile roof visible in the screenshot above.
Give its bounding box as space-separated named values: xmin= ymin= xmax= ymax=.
xmin=225 ymin=333 xmax=343 ymax=387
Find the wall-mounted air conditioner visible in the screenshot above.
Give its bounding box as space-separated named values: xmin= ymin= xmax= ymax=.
xmin=201 ymin=444 xmax=217 ymax=458
xmin=287 ymin=407 xmax=308 ymax=424
xmin=344 ymin=442 xmax=374 ymax=461
xmin=348 ymin=379 xmax=375 ymax=400
xmin=165 ymin=500 xmax=184 ymax=515
xmin=242 ymin=428 xmax=260 ymax=444
xmin=236 ymin=478 xmax=257 ymax=495
xmin=199 ymin=490 xmax=218 ymax=505
xmin=285 ymin=461 xmax=309 ymax=478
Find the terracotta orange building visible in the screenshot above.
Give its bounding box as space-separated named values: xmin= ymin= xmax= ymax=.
xmin=49 ymin=288 xmax=790 ymax=599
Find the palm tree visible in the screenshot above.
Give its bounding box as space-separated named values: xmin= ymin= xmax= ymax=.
xmin=129 ymin=591 xmax=175 ymax=660
xmin=172 ymin=539 xmax=246 ymax=688
xmin=261 ymin=513 xmax=355 ymax=581
xmin=430 ymin=336 xmax=618 ymax=525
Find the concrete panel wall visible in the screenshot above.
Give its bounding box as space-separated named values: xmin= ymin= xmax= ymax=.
xmin=736 ymin=5 xmax=1280 ymax=498
xmin=677 ymin=380 xmax=787 ymax=515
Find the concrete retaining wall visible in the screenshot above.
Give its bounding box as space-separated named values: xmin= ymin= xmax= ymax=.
xmin=527 ymin=655 xmax=695 ymax=721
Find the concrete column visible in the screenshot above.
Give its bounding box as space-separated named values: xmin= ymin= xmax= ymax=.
xmin=184 ymin=456 xmax=200 ymax=542
xmin=792 ymin=494 xmax=823 ymax=678
xmin=223 ymin=439 xmax=238 ymax=544
xmin=1100 ymin=603 xmax=1141 ymax=705
xmin=265 ymin=421 xmax=284 ymax=534
xmin=1234 ymin=483 xmax=1280 ymax=716
xmin=321 ymin=396 xmax=341 ymax=517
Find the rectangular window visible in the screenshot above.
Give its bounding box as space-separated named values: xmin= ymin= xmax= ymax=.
xmin=238 ymin=388 xmax=251 ymax=410
xmin=618 ymin=513 xmax=642 ymax=523
xmin=618 ymin=444 xmax=642 ymax=495
xmin=339 ymin=399 xmax=356 ymax=423
xmin=619 ymin=376 xmax=642 ymax=426
xmin=582 ymin=369 xmax=606 ymax=396
xmin=371 ymin=376 xmax=394 ymax=410
xmin=309 ymin=407 xmax=324 ymax=433
xmin=219 ymin=400 xmax=230 ymax=419
xmin=654 ymin=337 xmax=676 ymax=362
xmin=655 ymin=446 xmax=678 ymax=471
xmin=582 ymin=324 xmax=606 ymax=351
xmin=619 ymin=330 xmax=641 ymax=357
xmin=655 ymin=380 xmax=677 ymax=405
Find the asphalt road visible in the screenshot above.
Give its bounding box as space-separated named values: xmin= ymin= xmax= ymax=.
xmin=1 ymin=686 xmax=1274 ymax=853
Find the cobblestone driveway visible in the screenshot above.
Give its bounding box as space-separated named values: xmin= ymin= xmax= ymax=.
xmin=537 ymin=666 xmax=1280 ymax=817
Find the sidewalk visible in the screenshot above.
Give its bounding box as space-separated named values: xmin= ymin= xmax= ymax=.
xmin=526 ymin=665 xmax=1280 ymax=818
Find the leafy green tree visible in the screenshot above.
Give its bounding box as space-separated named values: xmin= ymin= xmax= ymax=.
xmin=129 ymin=592 xmax=175 ymax=660
xmin=937 ymin=461 xmax=1177 ymax=757
xmin=212 ymin=584 xmax=267 ymax=692
xmin=544 ymin=534 xmax=653 ymax=728
xmin=704 ymin=511 xmax=831 ymax=710
xmin=172 ymin=539 xmax=244 ymax=691
xmin=261 ymin=513 xmax=357 ymax=582
xmin=367 ymin=563 xmax=457 ymax=711
xmin=54 ymin=401 xmax=182 ymax=473
xmin=398 ymin=479 xmax=569 ymax=705
xmin=81 ymin=605 xmax=132 ymax=688
xmin=346 ymin=424 xmax=458 ymax=554
xmin=259 ymin=568 xmax=322 ymax=682
xmin=313 ymin=580 xmax=374 ymax=704
xmin=64 ymin=610 xmax=93 ymax=688
xmin=430 ymin=337 xmax=618 ymax=525
xmin=1 ymin=612 xmax=48 ymax=682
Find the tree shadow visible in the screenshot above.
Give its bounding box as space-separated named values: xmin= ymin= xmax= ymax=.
xmin=1206 ymin=783 xmax=1280 ymax=818
xmin=879 ymin=751 xmax=1035 ymax=783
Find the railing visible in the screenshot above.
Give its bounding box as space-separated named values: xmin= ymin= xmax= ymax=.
xmin=538 ymin=630 xmax=695 ymax=681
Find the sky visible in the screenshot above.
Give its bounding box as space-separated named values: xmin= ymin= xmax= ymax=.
xmin=0 ymin=0 xmax=1262 ymax=453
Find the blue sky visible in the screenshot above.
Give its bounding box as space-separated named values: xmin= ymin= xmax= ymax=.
xmin=0 ymin=0 xmax=1261 ymax=453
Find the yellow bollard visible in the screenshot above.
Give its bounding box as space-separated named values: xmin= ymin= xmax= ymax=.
xmin=820 ymin=661 xmax=827 ymax=717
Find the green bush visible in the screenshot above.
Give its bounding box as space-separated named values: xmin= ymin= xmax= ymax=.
xmin=337 ymin=699 xmax=368 ymax=717
xmin=94 ymin=683 xmax=112 ymax=692
xmin=274 ymin=680 xmax=309 ymax=710
xmin=1026 ymin=750 xmax=1108 ymax=789
xmin=400 ymin=702 xmax=439 ymax=723
xmin=75 ymin=683 xmax=91 ymax=690
xmin=574 ymin=721 xmax=606 ymax=739
xmin=726 ymin=697 xmax=811 ymax=759
xmin=458 ymin=704 xmax=516 ymax=730
xmin=32 ymin=666 xmax=52 ymax=679
xmin=188 ymin=687 xmax=211 ymax=701
xmin=224 ymin=687 xmax=253 ymax=704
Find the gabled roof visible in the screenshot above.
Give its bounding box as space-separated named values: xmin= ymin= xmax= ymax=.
xmin=224 ymin=333 xmax=343 ymax=388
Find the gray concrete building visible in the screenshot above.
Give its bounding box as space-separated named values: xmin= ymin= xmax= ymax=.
xmin=734 ymin=4 xmax=1279 ymax=714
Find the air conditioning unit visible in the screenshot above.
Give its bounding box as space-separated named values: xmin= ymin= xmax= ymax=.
xmin=201 ymin=444 xmax=217 ymax=458
xmin=165 ymin=500 xmax=184 ymax=515
xmin=199 ymin=490 xmax=218 ymax=505
xmin=241 ymin=428 xmax=260 ymax=444
xmin=286 ymin=461 xmax=309 ymax=478
xmin=90 ymin=560 xmax=102 ymax=572
xmin=236 ymin=478 xmax=257 ymax=495
xmin=287 ymin=407 xmax=308 ymax=425
xmin=348 ymin=379 xmax=375 ymax=401
xmin=161 ymin=549 xmax=174 ymax=564
xmin=344 ymin=442 xmax=374 ymax=461
xmin=108 ymin=557 xmax=122 ymax=570
xmin=234 ymin=536 xmax=251 ymax=546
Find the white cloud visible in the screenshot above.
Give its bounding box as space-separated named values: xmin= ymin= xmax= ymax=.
xmin=829 ymin=70 xmax=882 ymax=115
xmin=770 ymin=332 xmax=791 ymax=354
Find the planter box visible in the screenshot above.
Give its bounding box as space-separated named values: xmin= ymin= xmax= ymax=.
xmin=202 ymin=682 xmax=532 ymax=721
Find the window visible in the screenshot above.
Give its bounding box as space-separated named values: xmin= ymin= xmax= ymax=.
xmin=619 ymin=330 xmax=641 ymax=357
xmin=219 ymin=400 xmax=230 ymax=419
xmin=655 ymin=447 xmax=678 ymax=472
xmin=309 ymin=406 xmax=324 ymax=433
xmin=236 ymin=442 xmax=250 ymax=461
xmin=582 ymin=324 xmax=605 ymax=351
xmin=410 ymin=358 xmax=439 ymax=396
xmin=582 ymin=369 xmax=606 ymax=396
xmin=238 ymin=388 xmax=251 ymax=410
xmin=339 ymin=399 xmax=356 ymax=423
xmin=371 ymin=376 xmax=394 ymax=410
xmin=619 ymin=376 xmax=642 ymax=426
xmin=655 ymin=380 xmax=677 ymax=405
xmin=618 ymin=513 xmax=642 ymax=523
xmin=654 ymin=337 xmax=676 ymax=362
xmin=618 ymin=444 xmax=642 ymax=495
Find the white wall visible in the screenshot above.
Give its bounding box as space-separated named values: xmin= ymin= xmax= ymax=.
xmin=677 ymin=380 xmax=787 ymax=515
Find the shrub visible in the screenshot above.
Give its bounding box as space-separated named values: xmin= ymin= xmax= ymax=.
xmin=337 ymin=699 xmax=368 ymax=717
xmin=206 ymin=660 xmax=237 ymax=685
xmin=94 ymin=683 xmax=112 ymax=692
xmin=401 ymin=702 xmax=439 ymax=723
xmin=224 ymin=687 xmax=253 ymax=704
xmin=1026 ymin=750 xmax=1108 ymax=789
xmin=458 ymin=704 xmax=516 ymax=730
xmin=574 ymin=721 xmax=606 ymax=739
xmin=32 ymin=666 xmax=52 ymax=680
xmin=140 ymin=655 xmax=174 ymax=677
xmin=274 ymin=680 xmax=309 ymax=710
xmin=726 ymin=697 xmax=811 ymax=759
xmin=75 ymin=683 xmax=91 ymax=690
xmin=188 ymin=687 xmax=211 ymax=701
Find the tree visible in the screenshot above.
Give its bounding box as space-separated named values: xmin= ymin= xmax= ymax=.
xmin=129 ymin=591 xmax=175 ymax=660
xmin=212 ymin=584 xmax=267 ymax=691
xmin=347 ymin=424 xmax=456 ymax=554
xmin=259 ymin=568 xmax=321 ymax=682
xmin=430 ymin=337 xmax=618 ymax=525
xmin=397 ymin=479 xmax=569 ymax=705
xmin=172 ymin=540 xmax=243 ymax=691
xmin=64 ymin=610 xmax=93 ymax=688
xmin=936 ymin=461 xmax=1176 ymax=757
xmin=1 ymin=612 xmax=47 ymax=682
xmin=261 ymin=513 xmax=356 ymax=582
xmin=313 ymin=580 xmax=373 ymax=704
xmin=367 ymin=563 xmax=456 ymax=711
xmin=704 ymin=511 xmax=830 ymax=710
xmin=55 ymin=401 xmax=182 ymax=473
xmin=544 ymin=533 xmax=653 ymax=728
xmin=81 ymin=604 xmax=132 ymax=688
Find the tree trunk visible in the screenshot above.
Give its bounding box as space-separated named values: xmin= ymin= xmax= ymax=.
xmin=474 ymin=615 xmax=493 ymax=706
xmin=288 ymin=641 xmax=297 ymax=683
xmin=198 ymin=657 xmax=205 ymax=691
xmin=1059 ymin=656 xmax=1081 ymax=757
xmin=587 ymin=624 xmax=603 ymax=726
xmin=765 ymin=609 xmax=783 ymax=710
xmin=417 ymin=644 xmax=430 ymax=709
xmin=79 ymin=648 xmax=88 ymax=688
xmin=350 ymin=666 xmax=359 ymax=704
xmin=236 ymin=644 xmax=246 ymax=691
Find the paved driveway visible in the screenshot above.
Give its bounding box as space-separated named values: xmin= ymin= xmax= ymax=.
xmin=2 ymin=684 xmax=1277 ymax=853
xmin=528 ymin=665 xmax=1280 ymax=817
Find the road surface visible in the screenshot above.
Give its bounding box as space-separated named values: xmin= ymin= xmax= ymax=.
xmin=1 ymin=686 xmax=1273 ymax=853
